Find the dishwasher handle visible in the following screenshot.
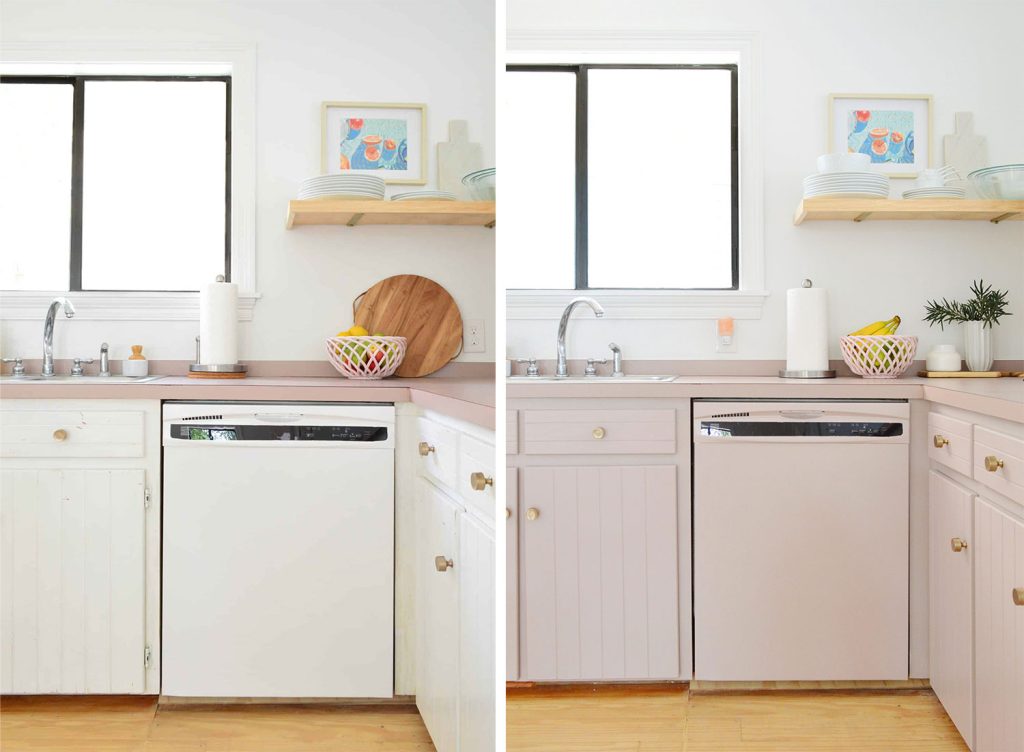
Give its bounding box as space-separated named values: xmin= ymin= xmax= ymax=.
xmin=253 ymin=413 xmax=304 ymax=422
xmin=778 ymin=410 xmax=826 ymax=420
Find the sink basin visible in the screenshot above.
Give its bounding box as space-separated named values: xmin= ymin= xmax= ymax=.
xmin=0 ymin=374 xmax=165 ymax=384
xmin=507 ymin=375 xmax=676 ymax=383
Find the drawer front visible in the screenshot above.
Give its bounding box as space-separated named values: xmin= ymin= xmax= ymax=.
xmin=973 ymin=427 xmax=1024 ymax=504
xmin=506 ymin=410 xmax=518 ymax=455
xmin=0 ymin=410 xmax=145 ymax=458
xmin=416 ymin=418 xmax=458 ymax=491
xmin=457 ymin=433 xmax=496 ymax=521
xmin=523 ymin=409 xmax=676 ymax=455
xmin=928 ymin=412 xmax=973 ymax=477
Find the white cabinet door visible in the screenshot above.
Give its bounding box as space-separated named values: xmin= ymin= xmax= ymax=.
xmin=416 ymin=480 xmax=460 ymax=752
xmin=974 ymin=497 xmax=1024 ymax=752
xmin=0 ymin=468 xmax=146 ymax=694
xmin=458 ymin=512 xmax=495 ymax=752
xmin=928 ymin=471 xmax=974 ymax=748
xmin=506 ymin=467 xmax=518 ymax=681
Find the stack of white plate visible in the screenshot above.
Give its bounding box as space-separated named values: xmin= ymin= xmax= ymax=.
xmin=901 ymin=186 xmax=966 ymax=200
xmin=803 ymin=172 xmax=890 ymax=199
xmin=298 ymin=174 xmax=386 ymax=200
xmin=391 ymin=190 xmax=457 ymax=202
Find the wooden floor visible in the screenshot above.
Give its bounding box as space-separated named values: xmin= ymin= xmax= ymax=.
xmin=0 ymin=696 xmax=436 ymax=751
xmin=506 ymin=684 xmax=970 ymax=751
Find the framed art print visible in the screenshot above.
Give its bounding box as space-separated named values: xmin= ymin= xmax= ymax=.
xmin=321 ymin=101 xmax=426 ymax=184
xmin=828 ymin=94 xmax=932 ymax=178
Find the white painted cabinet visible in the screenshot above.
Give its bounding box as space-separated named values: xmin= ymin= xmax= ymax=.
xmin=413 ymin=410 xmax=495 ymax=752
xmin=0 ymin=400 xmax=160 ymax=695
xmin=506 ymin=467 xmax=518 ymax=681
xmin=974 ymin=496 xmax=1024 ymax=752
xmin=928 ymin=470 xmax=974 ymax=747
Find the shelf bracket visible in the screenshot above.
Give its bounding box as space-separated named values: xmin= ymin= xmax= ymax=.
xmin=853 ymin=212 xmax=872 ymax=223
xmin=346 ymin=213 xmax=364 ymax=227
xmin=990 ymin=212 xmax=1018 ymax=224
xmin=485 ymin=220 xmax=496 ymax=229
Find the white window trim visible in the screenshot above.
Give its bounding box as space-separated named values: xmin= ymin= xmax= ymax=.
xmin=0 ymin=41 xmax=259 ymax=321
xmin=505 ymin=30 xmax=767 ymax=320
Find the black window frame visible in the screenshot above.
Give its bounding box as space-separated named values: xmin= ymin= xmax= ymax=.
xmin=0 ymin=74 xmax=232 ymax=292
xmin=506 ymin=63 xmax=739 ymax=291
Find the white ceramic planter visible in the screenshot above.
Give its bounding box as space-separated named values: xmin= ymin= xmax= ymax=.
xmin=963 ymin=321 xmax=994 ymax=371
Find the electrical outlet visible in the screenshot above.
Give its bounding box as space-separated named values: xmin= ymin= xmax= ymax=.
xmin=464 ymin=319 xmax=485 ymax=353
xmin=715 ymin=319 xmax=737 ymax=353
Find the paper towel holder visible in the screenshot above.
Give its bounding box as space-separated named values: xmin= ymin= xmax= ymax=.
xmin=188 ymin=335 xmax=248 ymax=377
xmin=779 ymin=279 xmax=837 ymax=379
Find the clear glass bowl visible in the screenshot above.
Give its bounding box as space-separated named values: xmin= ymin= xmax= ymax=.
xmin=461 ymin=168 xmax=496 ymax=200
xmin=967 ymin=164 xmax=1024 ymax=199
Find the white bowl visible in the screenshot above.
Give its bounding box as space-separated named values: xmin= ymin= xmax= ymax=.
xmin=817 ymin=153 xmax=872 ymax=174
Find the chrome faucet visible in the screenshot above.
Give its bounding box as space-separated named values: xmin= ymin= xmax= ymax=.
xmin=42 ymin=297 xmax=75 ymax=376
xmin=609 ymin=342 xmax=624 ymax=376
xmin=555 ymin=297 xmax=605 ymax=377
xmin=99 ymin=342 xmax=110 ymax=377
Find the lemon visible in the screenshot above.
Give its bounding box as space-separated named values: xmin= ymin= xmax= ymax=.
xmin=349 ymin=325 xmax=369 ymax=336
xmin=336 ymin=328 xmax=352 ymax=337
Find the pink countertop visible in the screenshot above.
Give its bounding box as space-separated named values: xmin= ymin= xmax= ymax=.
xmin=507 ymin=375 xmax=1024 ymax=423
xmin=0 ymin=375 xmax=497 ymax=430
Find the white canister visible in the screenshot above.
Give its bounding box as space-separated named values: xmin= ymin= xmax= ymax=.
xmin=925 ymin=344 xmax=962 ymax=372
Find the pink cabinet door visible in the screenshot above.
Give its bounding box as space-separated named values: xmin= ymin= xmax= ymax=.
xmin=928 ymin=471 xmax=974 ymax=748
xmin=974 ymin=497 xmax=1024 ymax=752
xmin=520 ymin=465 xmax=679 ymax=681
xmin=506 ymin=467 xmax=519 ymax=681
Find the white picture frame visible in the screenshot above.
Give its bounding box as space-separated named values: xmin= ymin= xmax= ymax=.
xmin=828 ymin=93 xmax=933 ymax=179
xmin=321 ymin=101 xmax=426 ymax=185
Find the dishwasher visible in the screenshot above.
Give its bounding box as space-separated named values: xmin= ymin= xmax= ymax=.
xmin=693 ymin=400 xmax=909 ymax=681
xmin=162 ymin=402 xmax=395 ymax=698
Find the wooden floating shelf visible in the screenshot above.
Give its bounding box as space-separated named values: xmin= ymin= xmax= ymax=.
xmin=286 ymin=199 xmax=495 ymax=229
xmin=794 ymin=198 xmax=1024 ymax=225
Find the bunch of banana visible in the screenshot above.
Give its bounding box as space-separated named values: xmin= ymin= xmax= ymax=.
xmin=849 ymin=315 xmax=901 ymax=336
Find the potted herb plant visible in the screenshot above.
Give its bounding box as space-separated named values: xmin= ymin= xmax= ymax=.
xmin=923 ymin=280 xmax=1012 ymax=371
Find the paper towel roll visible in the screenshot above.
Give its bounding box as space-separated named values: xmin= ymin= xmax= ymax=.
xmin=785 ymin=283 xmax=829 ymax=372
xmin=199 ymin=280 xmax=238 ymax=365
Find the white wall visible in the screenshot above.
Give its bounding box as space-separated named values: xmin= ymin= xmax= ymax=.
xmin=505 ymin=0 xmax=1024 ymax=364
xmin=0 ymin=0 xmax=495 ymax=363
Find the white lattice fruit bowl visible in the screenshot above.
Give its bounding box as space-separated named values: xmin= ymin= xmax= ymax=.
xmin=839 ymin=335 xmax=918 ymax=379
xmin=326 ymin=336 xmax=407 ymax=379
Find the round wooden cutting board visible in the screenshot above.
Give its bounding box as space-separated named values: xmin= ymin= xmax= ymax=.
xmin=353 ymin=274 xmax=463 ymax=378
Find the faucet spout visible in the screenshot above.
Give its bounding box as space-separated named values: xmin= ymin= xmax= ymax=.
xmin=555 ymin=296 xmax=605 ymax=377
xmin=43 ymin=297 xmax=75 ymax=376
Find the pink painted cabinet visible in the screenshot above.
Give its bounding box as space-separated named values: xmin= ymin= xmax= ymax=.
xmin=928 ymin=471 xmax=974 ymax=747
xmin=519 ymin=465 xmax=679 ymax=681
xmin=974 ymin=497 xmax=1024 ymax=752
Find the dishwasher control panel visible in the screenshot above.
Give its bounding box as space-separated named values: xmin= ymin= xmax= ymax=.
xmin=699 ymin=421 xmax=903 ymax=438
xmin=170 ymin=424 xmax=389 ymax=442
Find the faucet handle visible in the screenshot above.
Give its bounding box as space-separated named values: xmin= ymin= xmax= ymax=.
xmin=71 ymin=357 xmax=94 ymax=376
xmin=584 ymin=358 xmax=608 ymax=376
xmin=2 ymin=357 xmax=25 ymax=377
xmin=515 ymin=357 xmax=540 ymax=377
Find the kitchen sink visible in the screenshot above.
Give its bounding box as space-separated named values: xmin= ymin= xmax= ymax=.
xmin=507 ymin=375 xmax=676 ymax=383
xmin=0 ymin=374 xmax=165 ymax=384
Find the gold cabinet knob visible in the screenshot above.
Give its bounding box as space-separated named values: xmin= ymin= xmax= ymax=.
xmin=506 ymin=507 xmax=511 ymax=520
xmin=526 ymin=507 xmax=540 ymax=521
xmin=418 ymin=442 xmax=435 ymax=457
xmin=592 ymin=427 xmax=606 ymax=440
xmin=951 ymin=537 xmax=968 ymax=553
xmin=434 ymin=555 xmax=454 ymax=572
xmin=984 ymin=455 xmax=1004 ymax=472
xmin=933 ymin=435 xmax=949 ymax=448
xmin=1013 ymin=587 xmax=1024 ymax=607
xmin=470 ymin=472 xmax=493 ymax=491
xmin=53 ymin=429 xmax=68 ymax=442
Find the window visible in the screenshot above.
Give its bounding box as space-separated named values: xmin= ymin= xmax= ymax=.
xmin=0 ymin=75 xmax=230 ymax=292
xmin=505 ymin=64 xmax=738 ymax=291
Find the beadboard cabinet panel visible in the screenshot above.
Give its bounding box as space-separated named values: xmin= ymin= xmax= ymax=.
xmin=520 ymin=465 xmax=679 ymax=681
xmin=974 ymin=497 xmax=1024 ymax=752
xmin=0 ymin=468 xmax=146 ymax=695
xmin=928 ymin=471 xmax=974 ymax=748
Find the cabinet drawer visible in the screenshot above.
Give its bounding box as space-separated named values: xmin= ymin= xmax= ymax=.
xmin=506 ymin=410 xmax=518 ymax=455
xmin=416 ymin=417 xmax=458 ymax=490
xmin=928 ymin=412 xmax=973 ymax=477
xmin=522 ymin=409 xmax=675 ymax=455
xmin=0 ymin=410 xmax=145 ymax=458
xmin=973 ymin=427 xmax=1024 ymax=504
xmin=457 ymin=433 xmax=496 ymax=521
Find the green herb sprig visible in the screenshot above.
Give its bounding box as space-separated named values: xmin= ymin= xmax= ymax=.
xmin=923 ymin=280 xmax=1012 ymax=330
